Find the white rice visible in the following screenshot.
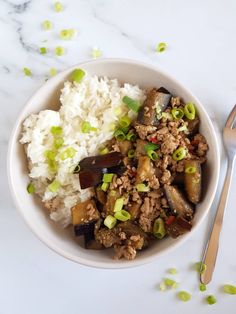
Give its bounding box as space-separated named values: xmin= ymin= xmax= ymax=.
xmin=20 ymin=74 xmax=146 ymax=227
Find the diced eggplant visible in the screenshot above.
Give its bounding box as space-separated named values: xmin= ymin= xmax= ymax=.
xmin=137 ymin=87 xmax=172 ymax=126
xmin=127 ymin=202 xmax=141 ymax=220
xmin=184 ymin=160 xmax=201 ymax=204
xmin=95 ymin=187 xmax=107 ymax=205
xmin=84 ymin=237 xmax=104 ymax=250
xmin=117 ymin=222 xmax=149 ymax=249
xmin=71 ymin=200 xmax=100 ymax=225
xmin=74 ymin=221 xmax=96 ymax=236
xmin=164 ymin=185 xmax=194 ymax=221
xmin=117 ymin=140 xmax=132 ymax=155
xmin=79 ymin=170 xmax=102 ymax=189
xmin=135 ymin=139 xmax=148 ymax=157
xmin=79 ymin=152 xmax=123 ymax=170
xmin=172 ymin=172 xmax=184 ymax=186
xmin=109 ymin=164 xmax=126 ymax=177
xmin=185 ymin=116 xmax=200 ymax=136
xmin=166 ymin=216 xmax=192 ymax=239
xmin=104 ymin=189 xmax=120 ymax=216
xmin=136 ymin=156 xmax=154 ymax=183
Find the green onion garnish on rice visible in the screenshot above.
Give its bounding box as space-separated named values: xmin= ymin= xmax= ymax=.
xmin=51 ymin=126 xmax=63 ymax=136
xmin=122 ymin=96 xmax=141 ymax=113
xmin=48 ymin=180 xmax=60 ymax=192
xmin=81 ymin=121 xmax=97 ymax=133
xmin=60 ymin=147 xmax=77 ymax=160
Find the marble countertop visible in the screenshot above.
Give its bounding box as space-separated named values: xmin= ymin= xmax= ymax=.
xmin=1 ymin=0 xmax=236 ymax=313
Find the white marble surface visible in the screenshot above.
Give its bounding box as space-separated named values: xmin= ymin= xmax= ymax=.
xmin=1 ymin=0 xmax=236 ymax=313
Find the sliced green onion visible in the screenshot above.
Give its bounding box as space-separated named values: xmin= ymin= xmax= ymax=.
xmin=53 ymin=137 xmax=64 ymax=149
xmin=144 ymin=143 xmax=160 ymax=152
xmin=119 ymin=115 xmax=131 ymax=128
xmin=199 ymin=283 xmax=207 ymax=292
xmin=114 ymin=198 xmax=124 ymax=212
xmin=185 ymin=166 xmax=196 ymax=174
xmin=223 ymin=284 xmax=236 ymax=294
xmin=156 ymin=42 xmax=167 ymax=53
xmin=177 ymin=291 xmax=191 ymax=302
xmin=102 ymin=173 xmax=114 ymax=183
xmin=206 ymin=295 xmax=217 ymax=305
xmin=101 ymin=182 xmax=109 ymax=192
xmin=161 ymin=112 xmax=173 ymax=120
xmin=159 ymin=282 xmax=167 ymax=291
xmin=70 ymin=68 xmax=85 ymax=83
xmin=184 ymin=103 xmax=196 ymax=120
xmin=164 ymin=278 xmax=178 ymax=289
xmin=54 ymin=46 xmax=65 ymax=56
xmin=136 ymin=183 xmax=150 ymax=192
xmin=54 ymin=1 xmax=63 ymax=12
xmin=122 ymin=96 xmax=141 ymax=113
xmin=39 ymin=47 xmax=47 ymax=54
xmin=128 ymin=149 xmax=135 ymax=158
xmin=114 ymin=129 xmax=126 ymax=141
xmin=104 ymin=215 xmax=117 ymax=229
xmin=110 ymin=190 xmax=116 ymax=197
xmin=114 ymin=106 xmax=122 ymax=116
xmin=60 ymin=147 xmax=76 ymax=160
xmin=168 ymin=268 xmax=178 ymax=275
xmin=81 ymin=121 xmax=97 ymax=133
xmin=49 ymin=68 xmax=57 ymax=77
xmin=48 ymin=180 xmax=60 ymax=192
xmin=194 ymin=262 xmax=207 ymax=274
xmin=120 ymin=126 xmax=130 ymax=134
xmin=59 ymin=28 xmax=77 ymax=40
xmin=153 ymin=217 xmax=166 ymax=239
xmin=114 ymin=209 xmax=131 ymax=222
xmin=48 ymin=159 xmax=58 ymax=172
xmin=99 ymin=147 xmax=109 ymax=155
xmin=51 ymin=126 xmax=62 ymax=136
xmin=172 ymin=147 xmax=187 ymax=161
xmin=126 ymin=131 xmax=136 ymax=142
xmin=91 ymin=47 xmax=102 ymax=59
xmin=44 ymin=150 xmax=57 ymax=160
xmin=23 ymin=67 xmax=32 ymax=76
xmin=73 ymin=165 xmax=80 ymax=173
xmin=171 ymin=108 xmax=184 ymax=120
xmin=178 ymin=125 xmax=188 ymax=132
xmin=27 ymin=183 xmax=35 ymax=194
xmin=147 ymin=150 xmax=158 ymax=161
xmin=42 ymin=20 xmax=53 ymax=30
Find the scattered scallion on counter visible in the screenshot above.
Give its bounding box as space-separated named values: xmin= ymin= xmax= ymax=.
xmin=39 ymin=47 xmax=47 ymax=54
xmin=81 ymin=121 xmax=97 ymax=133
xmin=199 ymin=283 xmax=207 ymax=292
xmin=23 ymin=67 xmax=32 ymax=76
xmin=206 ymin=295 xmax=217 ymax=305
xmin=185 ymin=166 xmax=196 ymax=174
xmin=104 ymin=215 xmax=117 ymax=229
xmin=48 ymin=180 xmax=60 ymax=192
xmin=159 ymin=282 xmax=167 ymax=291
xmin=223 ymin=284 xmax=236 ymax=294
xmin=71 ymin=68 xmax=85 ymax=83
xmin=113 ymin=197 xmax=124 ymax=212
xmin=172 ymin=147 xmax=186 ymax=161
xmin=168 ymin=268 xmax=178 ymax=275
xmin=164 ymin=278 xmax=178 ymax=289
xmin=54 ymin=1 xmax=64 ymax=12
xmin=102 ymin=173 xmax=114 ymax=183
xmin=54 ymin=46 xmax=65 ymax=56
xmin=156 ymin=42 xmax=167 ymax=53
xmin=27 ymin=183 xmax=35 ymax=194
xmin=136 ymin=183 xmax=150 ymax=192
xmin=177 ymin=291 xmax=192 ymax=302
xmin=91 ymin=47 xmax=102 ymax=59
xmin=42 ymin=20 xmax=53 ymax=30
xmin=194 ymin=262 xmax=207 ymax=274
xmin=122 ymin=96 xmax=141 ymax=113
xmin=59 ymin=28 xmax=77 ymax=40
xmin=114 ymin=209 xmax=131 ymax=222
xmin=184 ymin=103 xmax=196 ymax=120
xmin=49 ymin=68 xmax=57 ymax=77
xmin=153 ymin=218 xmax=166 ymax=239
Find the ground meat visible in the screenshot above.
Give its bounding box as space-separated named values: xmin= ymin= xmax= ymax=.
xmin=95 ymin=229 xmax=121 ymax=248
xmin=139 ymin=197 xmax=160 ymax=232
xmin=193 ymin=134 xmax=208 ymax=157
xmin=170 ymin=96 xmax=181 ymax=107
xmin=161 ymin=134 xmax=179 ymax=155
xmin=86 ymin=203 xmax=99 ymax=222
xmin=114 ymin=244 xmax=137 ymax=260
xmin=43 ymin=197 xmax=60 ymax=212
xmin=160 ymin=170 xmax=172 ymax=184
xmin=135 ymin=124 xmax=157 ymax=140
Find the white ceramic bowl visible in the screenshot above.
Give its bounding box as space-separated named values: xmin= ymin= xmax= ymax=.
xmin=7 ymin=59 xmax=220 ymax=268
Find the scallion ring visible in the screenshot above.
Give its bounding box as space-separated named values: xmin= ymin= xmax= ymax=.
xmin=184 ymin=103 xmax=196 ymax=120
xmin=172 ymin=147 xmax=186 ymax=161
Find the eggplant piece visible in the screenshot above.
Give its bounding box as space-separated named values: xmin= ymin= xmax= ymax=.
xmin=79 ymin=170 xmax=102 ymax=189
xmin=185 ymin=116 xmax=200 ymax=136
xmin=136 ymin=156 xmax=154 ymax=183
xmin=184 ymin=160 xmax=201 ymax=204
xmin=172 ymin=172 xmax=184 ymax=186
xmin=127 ymin=202 xmax=141 ymax=220
xmin=164 ymin=185 xmax=194 ymax=221
xmin=71 ymin=200 xmax=100 ymax=225
xmin=74 ymin=221 xmax=96 ymax=236
xmin=109 ymin=164 xmax=126 ymax=177
xmin=117 ymin=140 xmax=132 ymax=155
xmin=135 ymin=139 xmax=148 ymax=157
xmin=79 ymin=152 xmax=123 ymax=170
xmin=95 ymin=187 xmax=107 ymax=205
xmin=137 ymin=87 xmax=172 ymax=126
xmin=104 ymin=189 xmax=120 ymax=216
xmin=166 ymin=216 xmax=192 ymax=239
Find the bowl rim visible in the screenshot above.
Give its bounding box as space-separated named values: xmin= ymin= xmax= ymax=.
xmin=7 ymin=58 xmax=220 ymax=269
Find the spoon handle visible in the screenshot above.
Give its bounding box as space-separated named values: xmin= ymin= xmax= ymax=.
xmin=200 ymin=157 xmax=235 ymax=284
